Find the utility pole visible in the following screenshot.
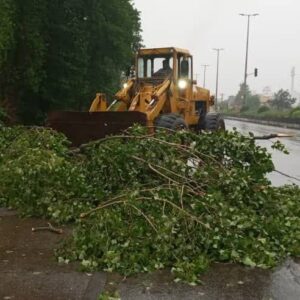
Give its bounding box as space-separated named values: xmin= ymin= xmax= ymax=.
xmin=212 ymin=48 xmax=224 ymax=109
xmin=239 ymin=13 xmax=259 ymax=103
xmin=201 ymin=64 xmax=209 ymax=88
xmin=291 ymin=67 xmax=295 ymax=93
xmin=221 ymin=93 xmax=225 ymax=102
xmin=194 ymin=73 xmax=201 ymax=83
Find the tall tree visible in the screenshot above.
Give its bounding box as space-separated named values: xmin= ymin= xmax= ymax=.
xmin=0 ymin=0 xmax=17 ymax=121
xmin=234 ymin=83 xmax=260 ymax=112
xmin=270 ymin=89 xmax=296 ymax=110
xmin=84 ymin=0 xmax=143 ymax=101
xmin=14 ymin=0 xmax=48 ymax=123
xmin=45 ymin=0 xmax=91 ymax=111
xmin=0 ymin=0 xmax=51 ymax=122
xmin=0 ymin=0 xmax=142 ymax=123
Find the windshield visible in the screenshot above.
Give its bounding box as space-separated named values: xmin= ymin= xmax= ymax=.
xmin=137 ymin=56 xmax=173 ymax=79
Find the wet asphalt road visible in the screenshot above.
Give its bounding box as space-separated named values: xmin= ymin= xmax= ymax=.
xmin=226 ymin=119 xmax=300 ymax=186
xmin=0 ymin=208 xmax=299 ymax=300
xmin=1 ymin=120 xmax=300 ymax=300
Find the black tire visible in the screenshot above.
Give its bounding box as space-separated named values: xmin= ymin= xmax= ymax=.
xmin=154 ymin=113 xmax=187 ymax=130
xmin=204 ymin=112 xmax=225 ymax=131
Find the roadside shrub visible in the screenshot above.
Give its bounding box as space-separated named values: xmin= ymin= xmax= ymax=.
xmin=290 ymin=107 xmax=300 ymax=118
xmin=291 ymin=110 xmax=300 ymax=118
xmin=240 ymin=105 xmax=250 ymax=113
xmin=257 ymin=105 xmax=270 ymax=114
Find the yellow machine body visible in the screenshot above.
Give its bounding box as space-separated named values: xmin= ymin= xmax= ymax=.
xmin=90 ymin=47 xmax=214 ymax=128
xmin=48 ymin=47 xmax=216 ymax=145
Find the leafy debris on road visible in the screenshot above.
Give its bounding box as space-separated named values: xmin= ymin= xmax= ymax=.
xmin=0 ymin=124 xmax=299 ymax=283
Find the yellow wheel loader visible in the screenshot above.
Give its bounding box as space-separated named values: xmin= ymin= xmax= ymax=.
xmin=47 ymin=47 xmax=225 ymax=146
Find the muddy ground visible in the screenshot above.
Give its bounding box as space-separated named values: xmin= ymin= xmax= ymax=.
xmin=0 ymin=208 xmax=299 ymax=300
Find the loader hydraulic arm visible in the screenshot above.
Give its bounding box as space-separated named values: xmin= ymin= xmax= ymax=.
xmin=89 ymin=93 xmax=108 ymax=112
xmin=152 ymin=79 xmax=170 ymax=101
xmin=146 ymin=79 xmax=171 ymax=123
xmin=106 ymin=79 xmax=135 ymax=112
xmin=115 ymin=79 xmax=134 ymax=104
xmin=89 ymin=80 xmax=135 ymax=113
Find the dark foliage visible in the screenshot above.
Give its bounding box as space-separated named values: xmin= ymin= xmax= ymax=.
xmin=0 ymin=0 xmax=142 ymax=123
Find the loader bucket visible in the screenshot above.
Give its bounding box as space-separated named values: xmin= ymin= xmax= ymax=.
xmin=46 ymin=111 xmax=147 ymax=146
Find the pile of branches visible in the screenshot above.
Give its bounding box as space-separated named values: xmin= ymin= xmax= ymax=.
xmin=0 ymin=124 xmax=299 ymax=283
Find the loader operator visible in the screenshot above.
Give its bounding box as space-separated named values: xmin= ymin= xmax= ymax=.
xmin=153 ymin=59 xmax=172 ymax=78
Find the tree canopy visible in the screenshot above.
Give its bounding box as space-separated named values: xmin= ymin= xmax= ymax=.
xmin=0 ymin=0 xmax=142 ymax=124
xmin=270 ymin=89 xmax=296 ymax=110
xmin=233 ymin=83 xmax=260 ymax=112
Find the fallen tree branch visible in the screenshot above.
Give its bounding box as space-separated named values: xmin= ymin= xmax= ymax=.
xmin=253 ymin=133 xmax=293 ymax=140
xmin=32 ymin=223 xmax=63 ymax=234
xmin=80 ymin=133 xmax=154 ymax=149
xmin=80 ymin=199 xmax=126 ymax=219
xmin=274 ymin=170 xmax=300 ymax=182
xmin=127 ymin=204 xmax=158 ymax=233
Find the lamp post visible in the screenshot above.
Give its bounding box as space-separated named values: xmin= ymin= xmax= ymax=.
xmin=212 ymin=48 xmax=224 ymax=109
xmin=239 ymin=13 xmax=259 ymax=102
xmin=201 ymin=64 xmax=209 ymax=88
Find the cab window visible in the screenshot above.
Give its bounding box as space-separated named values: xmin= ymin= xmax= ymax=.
xmin=179 ymin=56 xmax=192 ymax=80
xmin=137 ymin=56 xmax=173 ymax=78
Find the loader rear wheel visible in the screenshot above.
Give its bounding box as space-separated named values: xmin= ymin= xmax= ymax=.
xmin=154 ymin=113 xmax=187 ymax=130
xmin=204 ymin=113 xmax=225 ymax=131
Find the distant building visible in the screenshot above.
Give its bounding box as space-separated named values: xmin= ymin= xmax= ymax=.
xmin=258 ymin=86 xmax=273 ymax=107
xmin=262 ymin=86 xmax=272 ymax=97
xmin=258 ymin=95 xmax=272 ymax=107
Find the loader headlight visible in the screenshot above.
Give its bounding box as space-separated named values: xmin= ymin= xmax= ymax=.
xmin=178 ymin=79 xmax=187 ymax=89
xmin=123 ymin=83 xmax=128 ymax=89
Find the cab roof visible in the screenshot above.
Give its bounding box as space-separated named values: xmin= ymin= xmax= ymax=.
xmin=138 ymin=47 xmax=191 ymax=56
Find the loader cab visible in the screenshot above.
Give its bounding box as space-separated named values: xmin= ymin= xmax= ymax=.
xmin=136 ymin=47 xmax=193 ymax=88
xmin=136 ymin=55 xmax=174 ymax=83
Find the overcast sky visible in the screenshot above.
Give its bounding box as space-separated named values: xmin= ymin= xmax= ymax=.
xmin=133 ymin=0 xmax=300 ymax=98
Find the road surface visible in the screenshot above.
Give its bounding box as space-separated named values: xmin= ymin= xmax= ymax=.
xmin=1 ymin=208 xmax=300 ymax=300
xmin=226 ymin=119 xmax=300 ymax=186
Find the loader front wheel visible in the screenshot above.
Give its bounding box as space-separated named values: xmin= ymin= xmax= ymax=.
xmin=204 ymin=113 xmax=225 ymax=131
xmin=154 ymin=113 xmax=187 ymax=131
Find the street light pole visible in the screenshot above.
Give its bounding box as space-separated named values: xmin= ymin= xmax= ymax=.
xmin=201 ymin=64 xmax=209 ymax=88
xmin=240 ymin=13 xmax=259 ymax=101
xmin=212 ymin=48 xmax=224 ymax=109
